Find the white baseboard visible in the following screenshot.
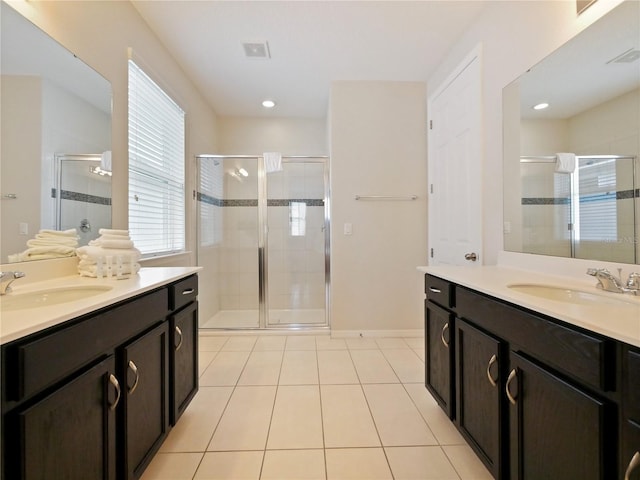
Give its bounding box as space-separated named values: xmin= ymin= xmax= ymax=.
xmin=198 ymin=328 xmax=424 ymax=338
xmin=330 ymin=329 xmax=424 ymax=339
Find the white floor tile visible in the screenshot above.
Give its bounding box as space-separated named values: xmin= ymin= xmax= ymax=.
xmin=325 ymin=448 xmax=393 ymax=479
xmin=381 ymin=348 xmax=425 ymax=383
xmin=321 ymin=385 xmax=380 ymax=448
xmin=402 ymin=337 xmax=425 ymax=350
xmin=237 ymin=350 xmax=283 ymax=385
xmin=385 ymin=446 xmax=461 ymax=479
xmin=140 ymin=452 xmax=203 ymax=480
xmin=221 ymin=336 xmax=258 ymax=351
xmin=404 ymin=384 xmax=466 ymax=445
xmin=285 ymin=335 xmax=317 ymax=350
xmin=261 ymin=449 xmax=326 ymax=480
xmin=350 ymin=349 xmax=399 ymax=384
xmin=160 ymin=387 xmax=233 ymax=453
xmin=317 ymin=349 xmax=359 ymax=384
xmin=363 ymin=384 xmax=438 ymax=446
xmin=267 ymin=385 xmax=324 ymax=449
xmin=375 ymin=338 xmax=410 ymax=349
xmin=207 ymin=386 xmax=276 ymax=451
xmin=443 ymin=445 xmax=493 ymax=480
xmin=253 ymin=335 xmax=287 ymax=351
xmin=198 ymin=351 xmax=217 ymax=377
xmin=198 ymin=336 xmax=230 ymax=352
xmin=279 ymin=350 xmax=319 ymax=385
xmin=316 ymin=336 xmax=348 ymax=350
xmin=199 ymin=351 xmax=250 ymax=386
xmin=193 ymin=451 xmax=263 ymax=480
xmin=345 ymin=337 xmax=380 ymax=350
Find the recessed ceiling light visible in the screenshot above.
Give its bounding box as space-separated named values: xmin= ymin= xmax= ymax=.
xmin=533 ymin=102 xmax=549 ymax=110
xmin=262 ymin=100 xmax=276 ymax=108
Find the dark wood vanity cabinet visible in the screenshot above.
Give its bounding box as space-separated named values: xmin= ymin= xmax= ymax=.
xmin=425 ymin=275 xmax=456 ymax=418
xmin=170 ymin=301 xmax=198 ymax=424
xmin=623 ymin=347 xmax=640 ymax=480
xmin=1 ymin=274 xmax=199 ymax=480
xmin=424 ymin=274 xmax=629 ymax=480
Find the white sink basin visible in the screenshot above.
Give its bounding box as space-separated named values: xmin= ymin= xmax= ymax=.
xmin=0 ymin=285 xmax=113 ymax=311
xmin=507 ymin=284 xmax=638 ymax=307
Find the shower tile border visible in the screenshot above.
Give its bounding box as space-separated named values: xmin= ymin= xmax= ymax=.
xmin=52 ymin=188 xmax=112 ymax=206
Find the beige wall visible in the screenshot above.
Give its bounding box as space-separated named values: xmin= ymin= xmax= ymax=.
xmin=329 ymin=81 xmax=427 ymax=334
xmin=9 ymin=0 xmax=220 ymax=267
xmin=427 ymin=0 xmax=624 ymax=265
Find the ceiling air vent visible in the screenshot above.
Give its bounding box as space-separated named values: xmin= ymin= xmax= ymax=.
xmin=607 ymin=48 xmax=640 ymax=64
xmin=242 ymin=42 xmax=270 ymax=59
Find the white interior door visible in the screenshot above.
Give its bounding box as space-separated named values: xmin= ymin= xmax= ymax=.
xmin=428 ymin=47 xmax=482 ymax=266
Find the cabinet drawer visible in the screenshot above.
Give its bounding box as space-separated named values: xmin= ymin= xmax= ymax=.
xmin=425 ymin=275 xmax=453 ymax=309
xmin=4 ymin=288 xmax=169 ymax=403
xmin=169 ymin=275 xmax=198 ymax=312
xmin=456 ymin=287 xmax=613 ymax=391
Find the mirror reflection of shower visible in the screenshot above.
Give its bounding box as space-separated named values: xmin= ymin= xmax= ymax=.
xmin=55 ymin=153 xmax=112 ymax=246
xmin=519 ymin=154 xmax=637 ymax=263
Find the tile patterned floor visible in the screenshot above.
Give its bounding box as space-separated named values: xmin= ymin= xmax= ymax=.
xmin=141 ymin=334 xmax=493 ymax=480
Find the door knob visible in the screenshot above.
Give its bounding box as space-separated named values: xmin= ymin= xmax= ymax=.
xmin=464 ymin=252 xmax=478 ymax=261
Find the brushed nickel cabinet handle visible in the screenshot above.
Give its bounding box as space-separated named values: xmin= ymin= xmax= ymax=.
xmin=440 ymin=322 xmax=449 ymax=348
xmin=428 ymin=286 xmax=442 ymax=293
xmin=486 ymin=354 xmax=498 ymax=387
xmin=505 ymin=368 xmax=518 ymax=405
xmin=175 ymin=325 xmax=183 ymax=351
xmin=182 ymin=288 xmax=195 ymax=295
xmin=625 ymin=451 xmax=640 ymax=480
xmin=128 ymin=360 xmax=139 ymax=395
xmin=108 ymin=374 xmax=121 ymax=411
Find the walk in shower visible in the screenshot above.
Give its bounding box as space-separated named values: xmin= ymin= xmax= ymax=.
xmin=519 ymin=154 xmax=637 ymax=263
xmin=196 ymin=155 xmax=330 ymax=329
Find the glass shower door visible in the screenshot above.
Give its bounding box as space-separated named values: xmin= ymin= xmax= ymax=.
xmin=197 ymin=156 xmax=261 ymax=328
xmin=265 ymin=159 xmax=328 ymax=327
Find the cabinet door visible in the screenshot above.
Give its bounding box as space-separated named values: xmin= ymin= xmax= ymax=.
xmin=456 ymin=319 xmax=504 ymax=479
xmin=12 ymin=356 xmax=118 ymax=480
xmin=121 ymin=322 xmax=169 ymax=480
xmin=425 ymin=300 xmax=454 ymax=418
xmin=623 ymin=420 xmax=640 ymax=480
xmin=507 ymin=352 xmax=615 ymax=480
xmin=170 ymin=301 xmax=199 ymax=424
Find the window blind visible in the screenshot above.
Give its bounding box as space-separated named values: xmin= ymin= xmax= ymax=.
xmin=128 ymin=60 xmax=185 ymax=256
xmin=576 ymin=159 xmax=618 ymax=242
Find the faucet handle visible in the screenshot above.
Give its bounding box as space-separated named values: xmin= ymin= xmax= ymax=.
xmin=627 ymin=273 xmax=640 ymax=290
xmin=586 ymin=268 xmax=601 ymax=276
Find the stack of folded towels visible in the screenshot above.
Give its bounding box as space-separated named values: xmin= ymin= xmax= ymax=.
xmin=77 ymin=229 xmax=141 ymax=278
xmin=9 ymin=229 xmax=79 ymax=262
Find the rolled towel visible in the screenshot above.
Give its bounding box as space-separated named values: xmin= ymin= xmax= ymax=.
xmin=99 ymin=228 xmax=129 ymax=236
xmin=555 ymin=153 xmax=576 ymax=173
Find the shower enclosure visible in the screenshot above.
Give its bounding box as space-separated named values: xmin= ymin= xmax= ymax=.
xmin=196 ymin=155 xmax=330 ymax=329
xmin=519 ymin=154 xmax=637 ymax=263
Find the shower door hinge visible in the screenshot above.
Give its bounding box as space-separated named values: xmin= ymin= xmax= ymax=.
xmin=192 ymin=190 xmax=196 ymax=200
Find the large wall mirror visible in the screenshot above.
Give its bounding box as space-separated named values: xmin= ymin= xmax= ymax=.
xmin=503 ymin=0 xmax=640 ymax=264
xmin=1 ymin=2 xmax=112 ymax=263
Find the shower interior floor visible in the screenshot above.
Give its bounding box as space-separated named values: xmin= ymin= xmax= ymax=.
xmin=200 ymin=309 xmax=326 ymax=329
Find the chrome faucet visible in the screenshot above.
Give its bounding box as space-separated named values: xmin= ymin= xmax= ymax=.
xmin=586 ymin=268 xmax=640 ymax=295
xmin=0 ymin=271 xmax=26 ymax=295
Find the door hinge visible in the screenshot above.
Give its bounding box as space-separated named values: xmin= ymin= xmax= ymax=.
xmin=430 ymin=184 xmax=434 ymax=194
xmin=430 ymin=248 xmax=434 ymax=258
xmin=429 ymin=120 xmax=433 ymax=130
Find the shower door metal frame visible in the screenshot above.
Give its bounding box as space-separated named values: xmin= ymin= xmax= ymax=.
xmin=196 ymin=154 xmax=331 ymax=330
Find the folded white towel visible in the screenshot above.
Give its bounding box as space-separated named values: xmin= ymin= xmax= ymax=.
xmin=38 ymin=228 xmax=78 ymax=237
xmin=99 ymin=239 xmax=135 ymax=249
xmin=18 ymin=245 xmax=77 ymax=261
xmin=555 ymin=153 xmax=576 ymax=173
xmin=101 ymin=151 xmax=112 ymax=172
xmin=98 ymin=228 xmax=129 ymax=236
xmin=28 ymin=237 xmax=78 ymax=248
xmin=264 ymin=152 xmax=283 ymax=173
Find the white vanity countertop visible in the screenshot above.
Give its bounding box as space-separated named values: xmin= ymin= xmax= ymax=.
xmin=0 ymin=267 xmax=201 ymax=345
xmin=417 ymin=265 xmax=640 ymax=348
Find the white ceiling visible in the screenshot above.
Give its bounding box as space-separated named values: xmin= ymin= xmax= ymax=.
xmin=130 ymin=1 xmax=488 ymax=119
